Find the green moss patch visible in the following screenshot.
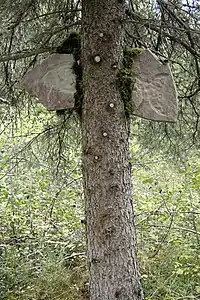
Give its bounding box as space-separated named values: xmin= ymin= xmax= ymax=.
xmin=118 ymin=48 xmax=142 ymax=116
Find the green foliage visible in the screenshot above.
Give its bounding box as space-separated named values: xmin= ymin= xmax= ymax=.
xmin=131 ymin=153 xmax=200 ymax=300
xmin=1 ymin=107 xmax=200 ymax=300
xmin=0 ymin=0 xmax=200 ymax=299
xmin=0 ymin=244 xmax=87 ymax=300
xmin=0 ymin=64 xmax=200 ymax=300
xmin=0 ymin=104 xmax=85 ymax=300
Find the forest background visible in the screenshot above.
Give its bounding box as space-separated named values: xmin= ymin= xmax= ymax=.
xmin=0 ymin=0 xmax=200 ymax=299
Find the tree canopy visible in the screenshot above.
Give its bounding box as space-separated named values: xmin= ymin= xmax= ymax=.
xmin=0 ymin=0 xmax=200 ymax=153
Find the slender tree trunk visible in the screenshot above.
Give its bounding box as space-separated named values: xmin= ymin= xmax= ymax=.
xmin=81 ymin=1 xmax=144 ymax=299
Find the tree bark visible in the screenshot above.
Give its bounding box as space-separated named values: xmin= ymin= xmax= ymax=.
xmin=81 ymin=0 xmax=144 ymax=299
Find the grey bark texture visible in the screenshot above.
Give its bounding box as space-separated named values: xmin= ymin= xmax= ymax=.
xmin=81 ymin=1 xmax=144 ymax=299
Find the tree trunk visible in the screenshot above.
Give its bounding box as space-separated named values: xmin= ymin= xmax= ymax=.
xmin=81 ymin=1 xmax=144 ymax=299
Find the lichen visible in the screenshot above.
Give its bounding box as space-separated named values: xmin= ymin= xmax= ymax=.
xmin=56 ymin=31 xmax=83 ymax=117
xmin=118 ymin=47 xmax=142 ymax=116
xmin=73 ymin=59 xmax=83 ymax=118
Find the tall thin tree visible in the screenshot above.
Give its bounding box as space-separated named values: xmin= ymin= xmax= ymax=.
xmin=81 ymin=1 xmax=144 ymax=299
